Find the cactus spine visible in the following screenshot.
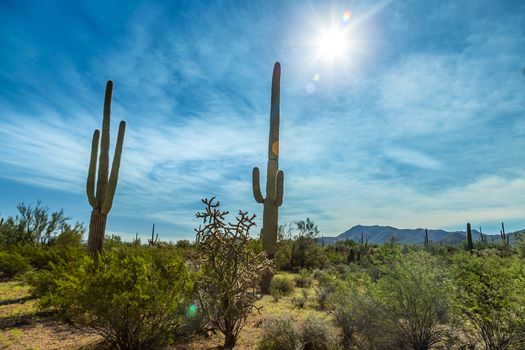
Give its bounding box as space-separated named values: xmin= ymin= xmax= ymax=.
xmin=252 ymin=62 xmax=284 ymax=258
xmin=466 ymin=222 xmax=473 ymax=251
xmin=86 ymin=80 xmax=126 ymax=256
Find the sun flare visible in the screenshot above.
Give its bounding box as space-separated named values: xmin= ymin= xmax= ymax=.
xmin=317 ymin=29 xmax=348 ymax=60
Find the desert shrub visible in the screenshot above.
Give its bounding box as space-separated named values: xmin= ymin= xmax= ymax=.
xmin=0 ymin=250 xmax=31 ymax=277
xmin=258 ymin=316 xmax=336 ymax=350
xmin=315 ymin=273 xmax=340 ymax=310
xmin=269 ymin=284 xmax=282 ymax=302
xmin=258 ymin=315 xmax=303 ymax=350
xmin=195 ymin=198 xmax=272 ymax=349
xmin=302 ymin=317 xmax=337 ymax=350
xmin=292 ymin=289 xmax=309 ymax=308
xmin=275 ymin=239 xmax=293 ymax=270
xmin=375 ymin=252 xmax=453 ymax=350
xmin=331 ymin=281 xmax=390 ymax=350
xmin=40 ymin=251 xmax=193 ymax=350
xmin=295 ymin=269 xmax=312 ymax=288
xmin=0 ymin=202 xmax=82 ymax=247
xmin=452 ymin=253 xmax=525 ymax=350
xmin=270 ymin=274 xmax=295 ymax=295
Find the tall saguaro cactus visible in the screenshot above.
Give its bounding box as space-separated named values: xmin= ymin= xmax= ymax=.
xmin=252 ymin=62 xmax=284 ymax=259
xmin=86 ymin=80 xmax=126 ymax=256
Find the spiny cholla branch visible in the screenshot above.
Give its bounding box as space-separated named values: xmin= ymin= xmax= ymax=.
xmin=194 ymin=197 xmax=273 ymax=348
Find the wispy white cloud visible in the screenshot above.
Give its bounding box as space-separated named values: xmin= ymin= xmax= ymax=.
xmin=1 ymin=0 xmax=524 ymax=240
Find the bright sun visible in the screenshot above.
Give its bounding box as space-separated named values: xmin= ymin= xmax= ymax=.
xmin=317 ymin=29 xmax=348 ymax=60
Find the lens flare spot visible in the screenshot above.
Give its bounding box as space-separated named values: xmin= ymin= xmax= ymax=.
xmin=343 ymin=10 xmax=352 ymax=22
xmin=305 ymin=83 xmax=316 ymax=94
xmin=186 ymin=304 xmax=198 ymax=318
xmin=272 ymin=141 xmax=279 ymax=156
xmin=313 ymin=73 xmax=320 ymax=82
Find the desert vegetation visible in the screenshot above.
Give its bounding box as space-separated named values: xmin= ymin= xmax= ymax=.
xmin=0 ymin=62 xmax=524 ymax=350
xmin=1 ymin=200 xmax=525 ymax=349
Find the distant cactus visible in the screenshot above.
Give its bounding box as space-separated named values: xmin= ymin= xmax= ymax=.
xmin=252 ymin=62 xmax=284 ymax=258
xmin=500 ymin=222 xmax=507 ymax=245
xmin=148 ymin=224 xmax=159 ymax=246
xmin=347 ymin=248 xmax=355 ymax=263
xmin=86 ymin=81 xmax=126 ymax=256
xmin=479 ymin=226 xmax=485 ymax=243
xmin=132 ymin=232 xmax=141 ymax=246
xmin=466 ymin=223 xmax=473 ymax=251
xmin=424 ymin=228 xmax=429 ymax=246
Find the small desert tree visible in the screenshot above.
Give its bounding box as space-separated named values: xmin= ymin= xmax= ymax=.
xmin=452 ymin=253 xmax=525 ymax=350
xmin=195 ymin=197 xmax=272 ymax=349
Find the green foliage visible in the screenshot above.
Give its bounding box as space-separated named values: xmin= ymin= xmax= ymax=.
xmin=270 ymin=275 xmax=295 ymax=295
xmin=292 ymin=289 xmax=309 ymax=308
xmin=0 ymin=250 xmax=31 ymax=277
xmin=375 ymin=251 xmax=453 ymax=349
xmin=269 ymin=274 xmax=294 ymax=301
xmin=0 ymin=202 xmax=82 ymax=247
xmin=452 ymin=252 xmax=525 ymax=350
xmin=275 ymin=239 xmax=293 ymax=270
xmin=291 ymin=236 xmax=326 ymax=269
xmin=37 ymin=250 xmax=193 ymax=350
xmin=295 ymin=269 xmax=312 ymax=288
xmin=314 ymin=270 xmax=341 ymax=310
xmin=258 ymin=316 xmax=336 ymax=350
xmin=331 ymin=252 xmax=453 ymax=350
xmin=258 ymin=316 xmax=303 ymax=350
xmin=331 ymin=280 xmax=385 ymax=350
xmin=301 ymin=317 xmax=337 ymax=350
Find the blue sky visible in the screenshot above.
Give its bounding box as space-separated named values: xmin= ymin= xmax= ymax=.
xmin=1 ymin=0 xmax=524 ymax=241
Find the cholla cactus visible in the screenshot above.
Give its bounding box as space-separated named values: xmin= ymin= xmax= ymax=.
xmin=86 ymin=81 xmax=126 ymax=256
xmin=252 ymin=62 xmax=284 ymax=257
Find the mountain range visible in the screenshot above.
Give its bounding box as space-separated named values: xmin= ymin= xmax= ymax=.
xmin=318 ymin=225 xmax=524 ymax=245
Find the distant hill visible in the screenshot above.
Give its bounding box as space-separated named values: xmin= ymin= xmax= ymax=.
xmin=317 ymin=225 xmax=525 ymax=245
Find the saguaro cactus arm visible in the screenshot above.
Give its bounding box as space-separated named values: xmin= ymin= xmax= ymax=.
xmin=87 ymin=129 xmax=100 ymax=209
xmin=252 ymin=167 xmax=265 ymax=204
xmin=101 ymin=120 xmax=126 ymax=215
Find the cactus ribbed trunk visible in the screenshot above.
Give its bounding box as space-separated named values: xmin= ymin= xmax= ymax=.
xmin=88 ymin=210 xmax=107 ymax=256
xmin=86 ymin=81 xmax=126 ymax=256
xmin=252 ymin=63 xmax=285 ymax=294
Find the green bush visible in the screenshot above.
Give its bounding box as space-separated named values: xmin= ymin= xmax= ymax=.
xmin=258 ymin=316 xmax=336 ymax=350
xmin=315 ymin=273 xmax=340 ymax=310
xmin=452 ymin=253 xmax=525 ymax=349
xmin=292 ymin=289 xmax=309 ymax=309
xmin=258 ymin=316 xmax=303 ymax=350
xmin=0 ymin=250 xmax=31 ymax=277
xmin=40 ymin=250 xmax=193 ymax=350
xmin=302 ymin=317 xmax=337 ymax=350
xmin=331 ymin=281 xmax=390 ymax=350
xmin=270 ymin=275 xmax=295 ymax=295
xmin=375 ymin=252 xmax=453 ymax=349
xmin=295 ymin=269 xmax=312 ymax=288
xmin=275 ymin=240 xmax=293 ymax=270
